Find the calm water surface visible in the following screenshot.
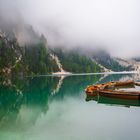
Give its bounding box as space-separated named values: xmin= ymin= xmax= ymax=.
xmin=0 ymin=73 xmax=140 ymax=140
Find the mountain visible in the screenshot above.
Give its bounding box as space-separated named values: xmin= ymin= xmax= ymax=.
xmin=0 ymin=25 xmax=138 ymax=77
xmin=0 ymin=31 xmax=26 ymax=76
xmin=91 ymin=50 xmax=134 ymax=72
xmin=0 ymin=27 xmax=103 ymax=77
xmin=0 ymin=28 xmax=59 ymax=76
xmin=51 ymin=48 xmax=102 ymax=73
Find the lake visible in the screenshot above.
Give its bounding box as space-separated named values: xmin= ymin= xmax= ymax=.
xmin=0 ymin=73 xmax=140 ymax=140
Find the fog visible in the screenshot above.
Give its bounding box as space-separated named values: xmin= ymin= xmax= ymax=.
xmin=17 ymin=98 xmax=140 ymax=140
xmin=0 ymin=0 xmax=140 ymax=57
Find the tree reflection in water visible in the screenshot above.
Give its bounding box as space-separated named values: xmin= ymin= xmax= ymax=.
xmin=0 ymin=73 xmax=137 ymax=131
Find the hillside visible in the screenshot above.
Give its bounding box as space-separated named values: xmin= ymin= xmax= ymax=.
xmin=0 ymin=24 xmax=138 ymax=77
xmin=91 ymin=50 xmax=134 ymax=72
xmin=0 ymin=29 xmax=60 ymax=76
xmin=0 ymin=28 xmax=103 ymax=77
xmin=51 ymin=48 xmax=102 ymax=73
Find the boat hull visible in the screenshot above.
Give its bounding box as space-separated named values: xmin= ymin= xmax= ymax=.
xmin=99 ymin=90 xmax=140 ymax=100
xmin=86 ymin=96 xmax=140 ymax=107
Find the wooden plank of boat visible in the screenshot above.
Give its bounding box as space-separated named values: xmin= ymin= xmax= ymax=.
xmin=103 ymin=80 xmax=134 ymax=87
xmin=135 ymin=82 xmax=140 ymax=86
xmin=86 ymin=91 xmax=98 ymax=96
xmin=85 ymin=81 xmax=135 ymax=94
xmin=99 ymin=90 xmax=140 ymax=100
xmin=114 ymin=80 xmax=134 ymax=87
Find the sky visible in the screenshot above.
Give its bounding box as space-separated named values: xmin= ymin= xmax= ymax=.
xmin=0 ymin=0 xmax=140 ymax=58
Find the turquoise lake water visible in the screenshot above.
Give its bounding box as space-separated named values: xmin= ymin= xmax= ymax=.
xmin=0 ymin=73 xmax=140 ymax=140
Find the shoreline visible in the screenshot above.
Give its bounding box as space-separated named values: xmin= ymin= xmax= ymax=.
xmin=27 ymin=71 xmax=138 ymax=77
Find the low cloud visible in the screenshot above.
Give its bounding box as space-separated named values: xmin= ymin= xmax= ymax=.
xmin=0 ymin=0 xmax=140 ymax=58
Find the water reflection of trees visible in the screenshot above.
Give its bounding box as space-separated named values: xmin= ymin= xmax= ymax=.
xmin=0 ymin=76 xmax=58 ymax=130
xmin=0 ymin=73 xmax=135 ymax=130
xmin=52 ymin=75 xmax=101 ymax=99
xmin=0 ymin=75 xmax=102 ymax=128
